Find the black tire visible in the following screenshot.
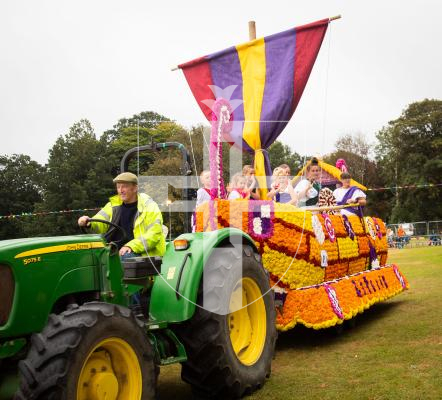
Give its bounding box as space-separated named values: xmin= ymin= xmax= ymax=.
xmin=176 ymin=244 xmax=277 ymax=399
xmin=15 ymin=302 xmax=157 ymax=400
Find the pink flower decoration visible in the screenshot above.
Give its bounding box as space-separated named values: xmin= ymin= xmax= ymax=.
xmin=208 ymin=98 xmax=233 ymax=200
xmin=322 ymin=212 xmax=336 ymax=242
xmin=324 ymin=284 xmax=344 ymax=319
xmin=336 ymin=158 xmax=348 ymax=173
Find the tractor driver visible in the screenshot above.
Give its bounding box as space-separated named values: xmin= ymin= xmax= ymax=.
xmin=78 ymin=172 xmax=166 ymax=258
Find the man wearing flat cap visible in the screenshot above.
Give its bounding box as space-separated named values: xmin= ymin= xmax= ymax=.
xmin=78 ymin=172 xmax=165 ymax=257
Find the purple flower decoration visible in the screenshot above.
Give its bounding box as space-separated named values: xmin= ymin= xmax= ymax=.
xmin=342 ymin=215 xmax=355 ymax=240
xmin=372 ymin=217 xmax=383 ymax=239
xmin=363 ymin=276 xmax=372 ymax=294
xmin=248 ymin=201 xmax=274 ymax=240
xmin=369 ymin=241 xmax=377 ymax=264
xmin=352 ymin=280 xmax=363 ymax=297
xmin=322 ymin=212 xmax=336 ymax=242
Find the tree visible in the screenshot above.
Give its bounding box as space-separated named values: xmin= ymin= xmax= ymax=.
xmin=101 ymin=111 xmax=175 ymax=176
xmin=0 ymin=154 xmax=45 ymax=239
xmin=329 ymin=133 xmax=372 ymax=185
xmin=375 ymin=99 xmax=442 ymax=222
xmin=323 ymin=133 xmax=396 ymax=218
xmin=101 ymin=111 xmax=170 ymax=143
xmin=242 ymin=141 xmax=303 ymax=175
xmin=26 ymin=120 xmax=114 ymax=236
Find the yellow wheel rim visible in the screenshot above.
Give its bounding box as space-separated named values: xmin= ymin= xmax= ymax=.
xmin=228 ymin=277 xmax=267 ymax=366
xmin=76 ymin=337 xmax=142 ymax=400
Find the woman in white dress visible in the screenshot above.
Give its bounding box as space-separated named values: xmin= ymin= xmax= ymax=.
xmin=294 ymin=158 xmax=322 ymax=207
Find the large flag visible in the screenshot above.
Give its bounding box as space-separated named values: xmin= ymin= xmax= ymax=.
xmin=179 ymin=18 xmax=329 ymax=197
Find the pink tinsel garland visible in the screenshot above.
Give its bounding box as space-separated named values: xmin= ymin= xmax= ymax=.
xmin=209 ymin=98 xmax=233 ymax=200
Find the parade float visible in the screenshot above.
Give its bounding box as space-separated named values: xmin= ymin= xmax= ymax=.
xmin=177 ymin=17 xmax=409 ymax=332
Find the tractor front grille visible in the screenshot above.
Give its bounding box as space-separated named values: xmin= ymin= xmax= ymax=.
xmin=0 ymin=264 xmax=15 ymax=326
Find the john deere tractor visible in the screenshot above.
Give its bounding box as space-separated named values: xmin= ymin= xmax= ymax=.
xmin=0 ymin=142 xmax=277 ymax=400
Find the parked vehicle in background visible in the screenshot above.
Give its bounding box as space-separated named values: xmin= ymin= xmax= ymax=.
xmin=401 ymin=223 xmax=415 ymax=237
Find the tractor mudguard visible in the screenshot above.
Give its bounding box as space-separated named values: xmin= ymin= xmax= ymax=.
xmin=149 ymin=228 xmax=258 ymax=323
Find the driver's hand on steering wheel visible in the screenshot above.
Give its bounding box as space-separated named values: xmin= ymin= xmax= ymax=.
xmin=78 ymin=216 xmax=90 ymax=227
xmin=119 ymin=246 xmax=132 ymax=256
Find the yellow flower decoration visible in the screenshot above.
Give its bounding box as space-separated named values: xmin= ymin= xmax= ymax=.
xmin=262 ymin=245 xmax=324 ymax=288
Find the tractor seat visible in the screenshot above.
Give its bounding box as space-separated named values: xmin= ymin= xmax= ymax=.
xmin=122 ymin=256 xmax=162 ymax=279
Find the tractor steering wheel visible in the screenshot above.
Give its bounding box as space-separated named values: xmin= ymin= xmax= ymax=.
xmin=81 ymin=218 xmax=128 ymax=247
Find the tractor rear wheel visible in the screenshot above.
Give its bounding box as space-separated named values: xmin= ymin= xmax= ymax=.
xmin=15 ymin=302 xmax=157 ymax=400
xmin=177 ymin=244 xmax=277 ymax=399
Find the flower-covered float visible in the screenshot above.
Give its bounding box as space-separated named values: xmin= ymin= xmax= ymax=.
xmin=178 ymin=17 xmax=409 ymax=331
xmin=195 ymin=199 xmax=408 ymax=331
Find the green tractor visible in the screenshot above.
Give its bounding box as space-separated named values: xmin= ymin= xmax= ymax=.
xmin=0 ymin=142 xmax=277 ymax=400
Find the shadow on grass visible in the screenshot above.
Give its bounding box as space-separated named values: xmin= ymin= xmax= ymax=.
xmin=276 ymin=300 xmax=406 ymax=351
xmin=157 ymin=300 xmax=407 ymax=399
xmin=157 ymin=371 xmax=192 ymax=400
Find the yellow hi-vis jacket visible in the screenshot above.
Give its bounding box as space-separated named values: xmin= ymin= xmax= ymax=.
xmin=90 ymin=193 xmax=166 ymax=256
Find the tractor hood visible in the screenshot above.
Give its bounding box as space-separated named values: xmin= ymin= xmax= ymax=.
xmin=0 ymin=234 xmax=106 ymax=340
xmin=0 ymin=234 xmax=105 ymax=260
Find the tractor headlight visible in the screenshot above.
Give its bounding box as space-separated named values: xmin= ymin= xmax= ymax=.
xmin=0 ymin=264 xmax=14 ymax=326
xmin=173 ymin=239 xmax=189 ymax=251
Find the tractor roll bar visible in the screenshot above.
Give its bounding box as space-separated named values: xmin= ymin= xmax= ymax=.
xmin=120 ymin=141 xmax=194 ymax=234
xmin=120 ymin=142 xmax=193 ymax=178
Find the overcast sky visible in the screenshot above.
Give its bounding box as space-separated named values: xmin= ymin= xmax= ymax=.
xmin=1 ymin=0 xmax=441 ymax=164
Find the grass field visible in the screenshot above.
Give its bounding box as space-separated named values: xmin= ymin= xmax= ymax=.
xmin=158 ymin=246 xmax=442 ymax=400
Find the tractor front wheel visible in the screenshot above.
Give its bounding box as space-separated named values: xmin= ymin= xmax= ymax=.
xmin=177 ymin=244 xmax=277 ymax=398
xmin=15 ymin=302 xmax=157 ymax=400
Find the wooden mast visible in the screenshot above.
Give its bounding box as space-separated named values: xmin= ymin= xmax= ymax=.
xmin=248 ymin=21 xmax=256 ymax=40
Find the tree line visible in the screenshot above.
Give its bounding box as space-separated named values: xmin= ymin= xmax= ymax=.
xmin=1 ymin=99 xmax=441 ymax=240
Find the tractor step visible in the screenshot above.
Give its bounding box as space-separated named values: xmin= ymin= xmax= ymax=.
xmin=148 ymin=328 xmax=187 ymax=366
xmin=122 ymin=256 xmax=162 ymax=279
xmin=160 ymin=355 xmax=187 ymax=366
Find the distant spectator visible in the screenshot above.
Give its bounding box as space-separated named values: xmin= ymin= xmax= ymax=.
xmin=387 ymin=228 xmax=394 ymax=247
xmin=428 ymin=232 xmax=441 ymax=246
xmin=397 ymin=225 xmax=405 ymax=249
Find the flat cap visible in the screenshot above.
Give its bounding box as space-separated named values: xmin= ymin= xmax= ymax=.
xmin=113 ymin=172 xmax=138 ymax=184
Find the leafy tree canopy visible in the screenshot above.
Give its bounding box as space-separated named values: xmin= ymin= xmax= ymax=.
xmin=0 ymin=154 xmax=45 ymax=238
xmin=375 ymin=99 xmax=442 ymax=222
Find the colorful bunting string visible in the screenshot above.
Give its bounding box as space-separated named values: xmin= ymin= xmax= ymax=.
xmin=366 ymin=183 xmax=442 ymax=192
xmin=0 ymin=208 xmax=100 ymax=220
xmin=0 ymin=184 xmax=440 ymax=220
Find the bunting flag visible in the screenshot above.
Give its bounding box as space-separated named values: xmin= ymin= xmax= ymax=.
xmin=179 ymin=18 xmax=329 ymax=197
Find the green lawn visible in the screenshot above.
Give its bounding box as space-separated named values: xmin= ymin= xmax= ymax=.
xmin=158 ymin=246 xmax=442 ymax=400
